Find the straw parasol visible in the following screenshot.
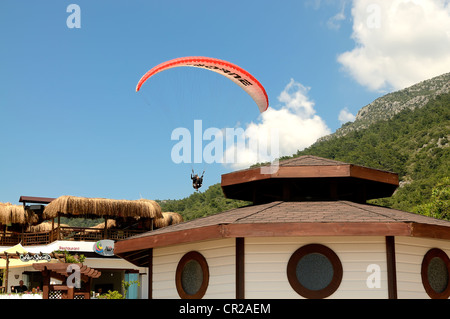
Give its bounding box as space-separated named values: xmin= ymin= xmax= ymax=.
xmin=42 ymin=196 xmax=163 ymax=220
xmin=92 ymin=219 xmax=117 ymax=229
xmin=26 ymin=222 xmax=70 ymax=233
xmin=0 ymin=203 xmax=39 ymax=226
xmin=154 ymin=212 xmax=184 ymax=228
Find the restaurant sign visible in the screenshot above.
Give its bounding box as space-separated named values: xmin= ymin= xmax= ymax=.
xmin=94 ymin=240 xmax=115 ymax=256
xmin=19 ymin=253 xmax=52 ymax=262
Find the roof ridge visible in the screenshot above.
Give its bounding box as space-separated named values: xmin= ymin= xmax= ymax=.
xmin=278 ymin=155 xmax=349 ymax=166
xmin=232 ymin=201 xmax=284 ymax=223
xmin=341 ymin=201 xmax=410 ymax=222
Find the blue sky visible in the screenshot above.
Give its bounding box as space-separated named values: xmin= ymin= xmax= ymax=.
xmin=1 ymin=0 xmax=449 ymax=204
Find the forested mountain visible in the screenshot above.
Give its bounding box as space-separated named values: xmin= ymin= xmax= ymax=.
xmin=320 ymin=72 xmax=450 ymax=141
xmin=294 ymin=92 xmax=449 ymax=220
xmin=157 ymin=184 xmax=249 ymax=221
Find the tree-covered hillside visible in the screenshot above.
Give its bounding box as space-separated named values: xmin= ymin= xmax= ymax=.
xmin=293 ymin=93 xmax=450 ymax=219
xmin=158 ymin=183 xmax=249 ymax=221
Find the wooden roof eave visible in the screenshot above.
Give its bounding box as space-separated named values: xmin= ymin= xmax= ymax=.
xmin=221 ymin=164 xmax=399 ymax=187
xmin=115 ymin=221 xmax=450 ymax=259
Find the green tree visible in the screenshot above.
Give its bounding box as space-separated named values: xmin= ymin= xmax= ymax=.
xmin=414 ymin=177 xmax=450 ymax=220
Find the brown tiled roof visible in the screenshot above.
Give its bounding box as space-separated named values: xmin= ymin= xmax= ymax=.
xmin=277 ymin=155 xmax=349 ymax=167
xmin=120 ymin=201 xmax=450 ymax=240
xmin=114 ymin=201 xmax=450 ymax=265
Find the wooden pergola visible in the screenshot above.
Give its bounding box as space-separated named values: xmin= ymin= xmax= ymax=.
xmin=0 ymin=250 xmax=64 ymax=293
xmin=33 ymin=263 xmax=101 ymax=299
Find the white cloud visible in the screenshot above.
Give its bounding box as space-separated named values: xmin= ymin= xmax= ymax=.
xmin=327 ymin=11 xmax=346 ymax=30
xmin=223 ymin=79 xmax=331 ymax=170
xmin=327 ymin=0 xmax=348 ymax=30
xmin=338 ymin=0 xmax=450 ymax=92
xmin=307 ymin=0 xmax=350 ymax=30
xmin=305 ymin=0 xmax=323 ymax=10
xmin=338 ymin=107 xmax=356 ymax=124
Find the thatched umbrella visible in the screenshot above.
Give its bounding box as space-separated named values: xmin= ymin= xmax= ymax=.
xmin=92 ymin=219 xmax=116 ymax=229
xmin=0 ymin=203 xmax=39 ymax=227
xmin=154 ymin=212 xmax=184 ymax=228
xmin=43 ymin=196 xmax=163 ymax=220
xmin=42 ymin=196 xmax=163 ymax=238
xmin=26 ymin=222 xmax=70 ymax=233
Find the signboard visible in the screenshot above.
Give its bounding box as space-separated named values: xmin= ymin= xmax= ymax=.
xmin=55 ymin=241 xmax=98 ymax=252
xmin=94 ymin=240 xmax=115 ymax=256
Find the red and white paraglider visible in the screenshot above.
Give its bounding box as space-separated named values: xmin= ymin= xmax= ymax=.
xmin=135 ymin=56 xmax=269 ymax=113
xmin=136 ymin=56 xmax=269 ymax=191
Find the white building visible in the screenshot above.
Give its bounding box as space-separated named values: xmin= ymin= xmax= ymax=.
xmin=115 ymin=156 xmax=450 ymax=299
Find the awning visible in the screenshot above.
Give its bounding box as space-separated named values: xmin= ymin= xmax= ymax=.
xmin=0 ymin=243 xmax=54 ymax=269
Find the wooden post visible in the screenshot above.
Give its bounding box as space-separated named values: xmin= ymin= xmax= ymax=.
xmin=4 ymin=253 xmax=9 ymax=293
xmin=2 ymin=225 xmax=6 ymax=245
xmin=57 ymin=213 xmax=61 ymax=240
xmin=85 ymin=277 xmax=91 ymax=299
xmin=21 ymin=225 xmax=24 ymax=245
xmin=51 ymin=217 xmax=55 ymax=242
xmin=103 ymin=216 xmax=108 ymax=239
xmin=67 ymin=286 xmax=74 ymax=299
xmin=42 ymin=269 xmax=50 ymax=299
xmin=236 ymin=237 xmax=245 ymax=299
xmin=148 ymin=248 xmax=153 ymax=299
xmin=386 ymin=236 xmax=398 ymax=299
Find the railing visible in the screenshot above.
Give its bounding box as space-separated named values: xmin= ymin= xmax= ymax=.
xmin=0 ymin=227 xmax=147 ymax=246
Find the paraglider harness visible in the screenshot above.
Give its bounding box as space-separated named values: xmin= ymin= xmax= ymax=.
xmin=191 ymin=170 xmax=205 ymax=191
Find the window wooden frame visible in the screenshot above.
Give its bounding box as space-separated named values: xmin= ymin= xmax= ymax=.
xmin=287 ymin=244 xmax=343 ymax=299
xmin=421 ymin=248 xmax=450 ymax=299
xmin=175 ymin=251 xmax=209 ymax=299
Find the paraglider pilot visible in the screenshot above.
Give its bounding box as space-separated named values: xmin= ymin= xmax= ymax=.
xmin=191 ymin=170 xmax=204 ymax=191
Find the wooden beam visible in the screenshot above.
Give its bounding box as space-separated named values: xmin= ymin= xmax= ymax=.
xmin=148 ymin=248 xmax=153 ymax=299
xmin=385 ymin=236 xmax=398 ymax=299
xmin=42 ymin=270 xmax=50 ymax=299
xmin=350 ymin=165 xmax=399 ymax=186
xmin=120 ymin=249 xmax=150 ymax=266
xmin=114 ymin=225 xmax=225 ymax=254
xmin=33 ymin=263 xmax=78 ymax=271
xmin=410 ymin=223 xmax=450 ymax=240
xmin=104 ymin=217 xmax=108 ymax=239
xmin=235 ymin=238 xmax=245 ymax=299
xmin=18 ymin=196 xmax=55 ymax=204
xmin=115 ymin=222 xmax=413 ymax=253
xmin=5 ymin=253 xmax=9 ymax=293
xmin=67 ymin=286 xmax=74 ymax=299
xmin=57 ymin=213 xmax=61 ymax=241
xmin=223 ymin=222 xmax=412 ymax=238
xmin=51 ymin=218 xmax=55 ymax=242
xmin=86 ymin=278 xmax=92 ymax=299
xmin=221 ymin=164 xmax=399 ymax=187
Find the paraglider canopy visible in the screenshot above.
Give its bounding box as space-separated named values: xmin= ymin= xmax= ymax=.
xmin=136 ymin=56 xmax=269 ymax=113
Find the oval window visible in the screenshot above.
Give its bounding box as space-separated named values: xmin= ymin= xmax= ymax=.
xmin=287 ymin=244 xmax=343 ymax=299
xmin=176 ymin=251 xmax=209 ymax=299
xmin=421 ymin=248 xmax=450 ymax=299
